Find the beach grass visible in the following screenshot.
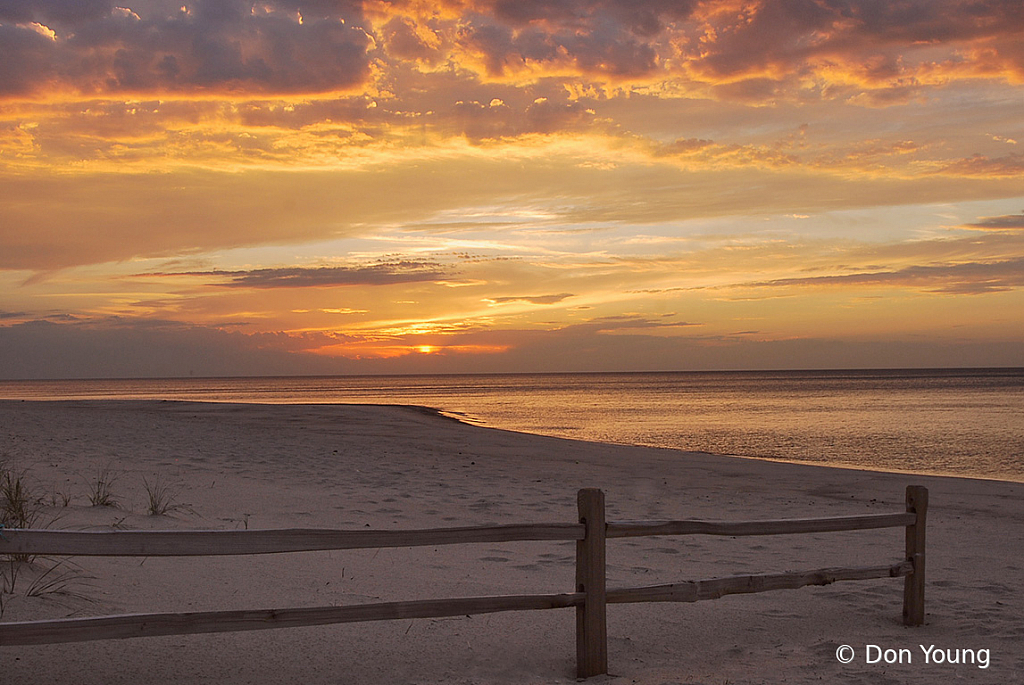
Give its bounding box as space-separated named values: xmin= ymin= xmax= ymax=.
xmin=1 ymin=464 xmax=93 ymax=617
xmin=2 ymin=462 xmax=45 ymax=567
xmin=2 ymin=463 xmax=41 ymax=530
xmin=142 ymin=475 xmax=183 ymax=516
xmin=85 ymin=467 xmax=119 ymax=508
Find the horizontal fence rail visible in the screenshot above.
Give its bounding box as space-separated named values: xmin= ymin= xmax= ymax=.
xmin=607 ymin=512 xmax=917 ymax=538
xmin=607 ymin=561 xmax=914 ymax=604
xmin=0 ymin=592 xmax=586 ymax=646
xmin=2 ymin=523 xmax=586 ymax=557
xmin=0 ymin=485 xmax=929 ymax=680
xmin=0 ymin=562 xmax=914 ymax=648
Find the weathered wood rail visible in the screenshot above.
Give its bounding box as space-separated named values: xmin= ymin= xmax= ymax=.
xmin=0 ymin=485 xmax=928 ymax=679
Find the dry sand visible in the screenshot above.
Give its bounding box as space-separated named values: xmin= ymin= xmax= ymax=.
xmin=1 ymin=399 xmax=1022 ymax=684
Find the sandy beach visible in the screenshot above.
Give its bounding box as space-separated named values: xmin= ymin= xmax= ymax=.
xmin=1 ymin=399 xmax=1021 ymax=684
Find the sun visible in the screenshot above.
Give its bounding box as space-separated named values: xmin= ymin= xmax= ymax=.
xmin=417 ymin=345 xmax=436 ymax=354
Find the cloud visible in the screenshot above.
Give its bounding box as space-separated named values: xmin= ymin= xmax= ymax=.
xmin=379 ymin=15 xmax=443 ymax=63
xmin=2 ymin=0 xmax=1022 ymax=109
xmin=485 ymin=0 xmax=699 ymax=36
xmin=3 ymin=1 xmax=1022 ymax=179
xmin=165 ymin=260 xmax=451 ymax=288
xmin=694 ymin=0 xmax=837 ymax=80
xmin=317 ymin=315 xmax=1023 ymax=373
xmin=0 ymin=0 xmax=117 ymax=24
xmin=744 ymin=258 xmax=1024 ymax=295
xmin=2 ymin=304 xmax=1022 ymax=379
xmin=565 ymin=314 xmax=702 ymax=334
xmin=461 ymin=17 xmax=661 ymax=79
xmin=447 ymin=0 xmax=1024 ymax=97
xmin=651 ymin=134 xmax=801 ymax=170
xmin=371 ymin=0 xmax=1018 ymax=104
xmin=486 ymin=292 xmax=574 ymax=305
xmin=2 ymin=158 xmax=618 ymax=270
xmin=431 ymin=0 xmax=701 ymax=82
xmin=443 ymin=94 xmax=599 ymax=140
xmin=0 ymin=318 xmax=347 ymax=378
xmin=938 ymin=153 xmax=1024 ymax=177
xmin=0 ymin=309 xmax=29 ymax=319
xmin=689 ymin=0 xmax=1024 ymax=91
xmin=649 ymin=128 xmax=924 ymax=175
xmin=964 ymin=212 xmax=1024 ymax=231
xmin=0 ymin=84 xmax=606 ymax=173
xmin=0 ymin=0 xmax=372 ymax=97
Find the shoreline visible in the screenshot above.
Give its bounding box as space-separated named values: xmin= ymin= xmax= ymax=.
xmin=2 ymin=399 xmax=1022 ymax=683
xmin=10 ymin=396 xmax=1015 ymax=485
xmin=3 ymin=374 xmax=1020 ymax=484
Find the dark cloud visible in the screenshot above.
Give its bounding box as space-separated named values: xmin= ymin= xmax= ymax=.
xmin=3 ymin=0 xmax=1022 ymax=104
xmin=487 ymin=0 xmax=698 ymax=36
xmin=0 ymin=0 xmax=115 ymax=24
xmin=444 ymin=0 xmax=1024 ymax=95
xmin=0 ymin=0 xmax=372 ymax=96
xmin=169 ymin=260 xmax=450 ymax=288
xmin=487 ymin=293 xmax=574 ymax=304
xmin=0 ymin=318 xmax=352 ymax=378
xmin=441 ymin=0 xmax=699 ymax=81
xmin=843 ymin=0 xmax=1024 ymax=44
xmin=462 ymin=17 xmax=660 ymax=78
xmin=381 ymin=15 xmax=441 ymax=63
xmin=0 ymin=310 xmax=29 ymax=319
xmin=1 ymin=312 xmax=1020 ymax=380
xmin=445 ymin=95 xmax=597 ymax=140
xmin=424 ymin=0 xmax=1024 ymax=93
xmin=2 ymin=0 xmax=1020 ymax=115
xmin=690 ymin=0 xmax=1024 ymax=90
xmin=452 ymin=0 xmax=699 ymax=79
xmin=572 ymin=314 xmax=701 ymax=333
xmin=745 ymin=258 xmax=1024 ymax=295
xmin=696 ymin=0 xmax=836 ymax=79
xmin=0 ymin=22 xmax=61 ymax=95
xmin=965 ymin=212 xmax=1024 ymax=231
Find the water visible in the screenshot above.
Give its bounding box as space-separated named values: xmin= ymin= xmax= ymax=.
xmin=1 ymin=369 xmax=1022 ymax=482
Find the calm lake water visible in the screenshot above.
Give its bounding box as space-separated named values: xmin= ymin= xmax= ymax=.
xmin=2 ymin=369 xmax=1022 ymax=482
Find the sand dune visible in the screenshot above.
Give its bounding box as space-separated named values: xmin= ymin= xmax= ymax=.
xmin=1 ymin=400 xmax=1021 ymax=683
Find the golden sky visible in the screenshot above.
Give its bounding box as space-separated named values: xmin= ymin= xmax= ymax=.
xmin=1 ymin=0 xmax=1023 ymax=377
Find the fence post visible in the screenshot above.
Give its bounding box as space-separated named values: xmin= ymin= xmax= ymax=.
xmin=903 ymin=485 xmax=928 ymax=626
xmin=576 ymin=488 xmax=608 ymax=678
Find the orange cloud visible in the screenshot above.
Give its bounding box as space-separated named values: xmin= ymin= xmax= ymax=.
xmin=937 ymin=152 xmax=1024 ymax=177
xmin=6 ymin=0 xmax=1019 ymax=109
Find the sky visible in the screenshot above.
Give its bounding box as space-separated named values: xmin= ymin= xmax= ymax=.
xmin=1 ymin=0 xmax=1023 ymax=378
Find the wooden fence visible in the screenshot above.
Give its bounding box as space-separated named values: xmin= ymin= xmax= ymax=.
xmin=0 ymin=485 xmax=928 ymax=679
